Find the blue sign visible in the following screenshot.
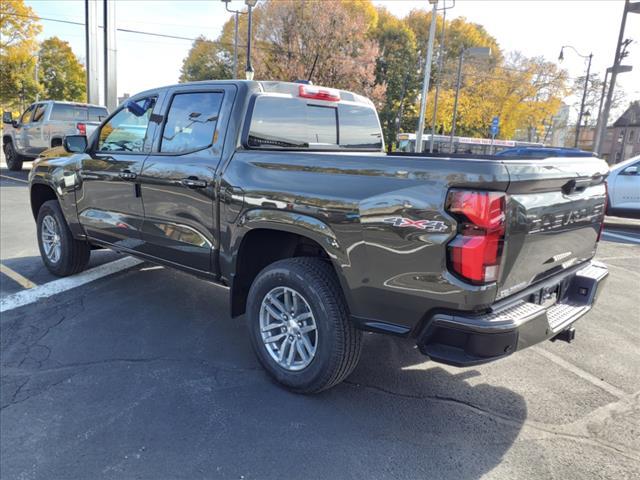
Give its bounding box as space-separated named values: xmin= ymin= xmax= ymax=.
xmin=490 ymin=116 xmax=499 ymax=136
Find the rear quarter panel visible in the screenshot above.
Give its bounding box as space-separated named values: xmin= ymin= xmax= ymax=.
xmin=222 ymin=151 xmax=510 ymax=333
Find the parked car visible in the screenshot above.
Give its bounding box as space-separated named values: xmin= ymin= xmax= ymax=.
xmin=2 ymin=101 xmax=109 ymax=171
xmin=495 ymin=146 xmax=595 ymax=158
xmin=606 ymin=155 xmax=640 ymax=218
xmin=28 ymin=81 xmax=609 ymax=393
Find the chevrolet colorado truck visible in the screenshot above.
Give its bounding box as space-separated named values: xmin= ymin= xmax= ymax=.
xmin=3 ymin=101 xmax=108 ymax=171
xmin=28 ymin=80 xmax=609 ymax=393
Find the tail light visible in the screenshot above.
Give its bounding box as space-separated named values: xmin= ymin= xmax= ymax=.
xmin=597 ymin=181 xmax=608 ymax=242
xmin=298 ymin=84 xmax=340 ymax=102
xmin=76 ymin=122 xmax=86 ymax=135
xmin=446 ymin=190 xmax=506 ymax=284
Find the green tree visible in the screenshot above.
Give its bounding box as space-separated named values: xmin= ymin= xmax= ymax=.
xmin=38 ymin=36 xmax=86 ymax=102
xmin=372 ymin=8 xmax=418 ymax=148
xmin=179 ymin=35 xmax=232 ymax=82
xmin=0 ymin=0 xmax=42 ymax=111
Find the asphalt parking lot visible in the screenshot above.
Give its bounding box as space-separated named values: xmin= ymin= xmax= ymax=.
xmin=1 ymin=163 xmax=639 ymax=479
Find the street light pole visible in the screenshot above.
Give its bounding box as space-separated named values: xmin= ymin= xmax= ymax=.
xmin=596 ymin=0 xmax=639 ymax=157
xmin=448 ymin=51 xmax=464 ymax=153
xmin=245 ymin=0 xmax=257 ymax=80
xmin=429 ymin=3 xmax=447 ymax=153
xmin=448 ymin=46 xmax=491 ymax=153
xmin=559 ymin=45 xmax=593 ymax=148
xmin=415 ymin=0 xmax=438 ymax=153
xmin=222 ymin=0 xmax=247 ymax=79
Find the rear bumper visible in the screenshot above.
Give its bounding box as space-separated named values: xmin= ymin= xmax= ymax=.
xmin=417 ymin=260 xmax=608 ymax=367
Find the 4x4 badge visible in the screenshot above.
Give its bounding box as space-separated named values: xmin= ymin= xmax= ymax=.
xmin=383 ymin=217 xmax=448 ymax=232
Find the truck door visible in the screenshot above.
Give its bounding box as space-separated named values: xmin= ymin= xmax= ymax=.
xmin=14 ymin=105 xmax=35 ymax=153
xmin=612 ymin=161 xmax=640 ymax=210
xmin=76 ymin=93 xmax=162 ymax=249
xmin=137 ymin=84 xmax=236 ymax=273
xmin=27 ymin=103 xmax=48 ymax=154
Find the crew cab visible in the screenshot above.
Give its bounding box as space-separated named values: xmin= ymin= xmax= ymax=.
xmin=28 ymin=81 xmax=609 ymax=393
xmin=3 ymin=101 xmax=108 ymax=171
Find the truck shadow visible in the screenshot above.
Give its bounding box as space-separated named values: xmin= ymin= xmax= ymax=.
xmin=0 ymin=265 xmax=526 ymax=479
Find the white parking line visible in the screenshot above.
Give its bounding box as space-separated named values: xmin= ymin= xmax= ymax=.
xmin=0 ymin=257 xmax=143 ymax=313
xmin=532 ymin=346 xmax=626 ymax=399
xmin=0 ymin=174 xmax=28 ymax=184
xmin=602 ymin=231 xmax=640 ymax=244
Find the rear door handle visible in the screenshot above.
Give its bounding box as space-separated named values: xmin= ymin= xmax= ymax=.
xmin=119 ymin=170 xmax=137 ymax=180
xmin=181 ymin=177 xmax=207 ymax=188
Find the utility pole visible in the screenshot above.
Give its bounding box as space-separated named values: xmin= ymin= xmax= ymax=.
xmin=222 ymin=1 xmax=246 ymax=79
xmin=429 ymin=0 xmax=455 ymax=153
xmin=245 ymin=0 xmax=257 ymax=80
xmin=595 ymin=0 xmax=639 ymax=157
xmin=104 ymin=0 xmax=117 ymax=111
xmin=85 ymin=0 xmax=100 ymax=105
xmin=415 ymin=0 xmax=438 ymax=153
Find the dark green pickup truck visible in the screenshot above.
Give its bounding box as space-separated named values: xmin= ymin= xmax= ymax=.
xmin=28 ymin=80 xmax=609 ymax=392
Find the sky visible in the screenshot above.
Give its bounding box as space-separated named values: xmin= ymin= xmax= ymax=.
xmin=24 ymin=0 xmax=640 ymax=121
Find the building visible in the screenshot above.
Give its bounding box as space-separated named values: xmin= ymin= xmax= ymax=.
xmin=576 ymin=126 xmax=596 ymax=152
xmin=601 ymin=101 xmax=640 ymax=164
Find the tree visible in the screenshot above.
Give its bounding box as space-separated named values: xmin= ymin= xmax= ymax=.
xmin=0 ymin=0 xmax=42 ymax=111
xmin=252 ymin=0 xmax=383 ymax=102
xmin=179 ymin=35 xmax=232 ymax=82
xmin=570 ymin=74 xmax=625 ymax=127
xmin=38 ymin=37 xmax=86 ymax=102
xmin=372 ymin=8 xmax=419 ymax=147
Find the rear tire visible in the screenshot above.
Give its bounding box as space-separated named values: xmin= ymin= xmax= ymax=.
xmin=3 ymin=141 xmax=23 ymax=171
xmin=37 ymin=200 xmax=90 ymax=276
xmin=247 ymin=257 xmax=362 ymax=393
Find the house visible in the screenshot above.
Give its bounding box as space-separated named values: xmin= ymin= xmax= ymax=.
xmin=601 ymin=101 xmax=640 ymax=164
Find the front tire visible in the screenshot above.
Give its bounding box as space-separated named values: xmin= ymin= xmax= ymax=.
xmin=37 ymin=200 xmax=90 ymax=276
xmin=3 ymin=141 xmax=23 ymax=171
xmin=247 ymin=257 xmax=362 ymax=393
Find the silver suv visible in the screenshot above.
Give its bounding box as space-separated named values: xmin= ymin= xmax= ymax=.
xmin=2 ymin=101 xmax=109 ymax=171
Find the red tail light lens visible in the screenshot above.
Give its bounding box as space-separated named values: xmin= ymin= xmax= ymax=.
xmin=298 ymin=84 xmax=340 ymax=102
xmin=446 ymin=190 xmax=506 ymax=284
xmin=76 ymin=122 xmax=86 ymax=135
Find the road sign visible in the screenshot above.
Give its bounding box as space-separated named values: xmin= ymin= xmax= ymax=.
xmin=490 ymin=116 xmax=499 ymax=137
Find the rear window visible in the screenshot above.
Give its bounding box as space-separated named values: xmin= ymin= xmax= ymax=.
xmin=51 ymin=104 xmax=108 ymax=122
xmin=247 ymin=96 xmax=381 ymax=150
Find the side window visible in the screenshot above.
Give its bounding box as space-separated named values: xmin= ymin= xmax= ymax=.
xmin=160 ymin=92 xmax=223 ymax=153
xmin=98 ymin=98 xmax=155 ymax=153
xmin=32 ymin=104 xmax=47 ymax=123
xmin=20 ymin=105 xmax=35 ymax=125
xmin=621 ymin=163 xmax=639 ymax=176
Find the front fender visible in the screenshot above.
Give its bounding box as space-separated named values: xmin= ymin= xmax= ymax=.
xmin=29 ymin=154 xmax=85 ymax=238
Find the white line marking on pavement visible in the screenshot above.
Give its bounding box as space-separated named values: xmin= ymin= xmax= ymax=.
xmin=602 ymin=231 xmax=640 ymax=244
xmin=532 ymin=346 xmax=626 ymax=399
xmin=0 ymin=174 xmax=28 ymax=184
xmin=0 ymin=257 xmax=143 ymax=313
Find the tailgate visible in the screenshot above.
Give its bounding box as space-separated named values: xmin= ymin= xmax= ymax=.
xmin=496 ymin=157 xmax=608 ymax=300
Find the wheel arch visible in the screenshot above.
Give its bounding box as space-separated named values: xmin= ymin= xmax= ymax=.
xmin=30 ymin=182 xmax=59 ymax=219
xmin=228 ymin=210 xmax=353 ymax=318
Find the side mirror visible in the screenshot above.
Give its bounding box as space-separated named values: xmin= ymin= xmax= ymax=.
xmin=622 ymin=166 xmax=638 ymax=175
xmin=2 ymin=111 xmax=12 ymax=124
xmin=63 ymin=135 xmax=88 ymax=153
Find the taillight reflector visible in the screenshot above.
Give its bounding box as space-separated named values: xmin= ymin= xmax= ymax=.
xmin=298 ymin=84 xmax=340 ymax=102
xmin=446 ymin=190 xmax=506 ymax=284
xmin=76 ymin=122 xmax=86 ymax=135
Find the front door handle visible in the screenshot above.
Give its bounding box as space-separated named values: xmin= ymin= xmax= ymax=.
xmin=181 ymin=177 xmax=207 ymax=188
xmin=119 ymin=170 xmax=137 ymax=180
